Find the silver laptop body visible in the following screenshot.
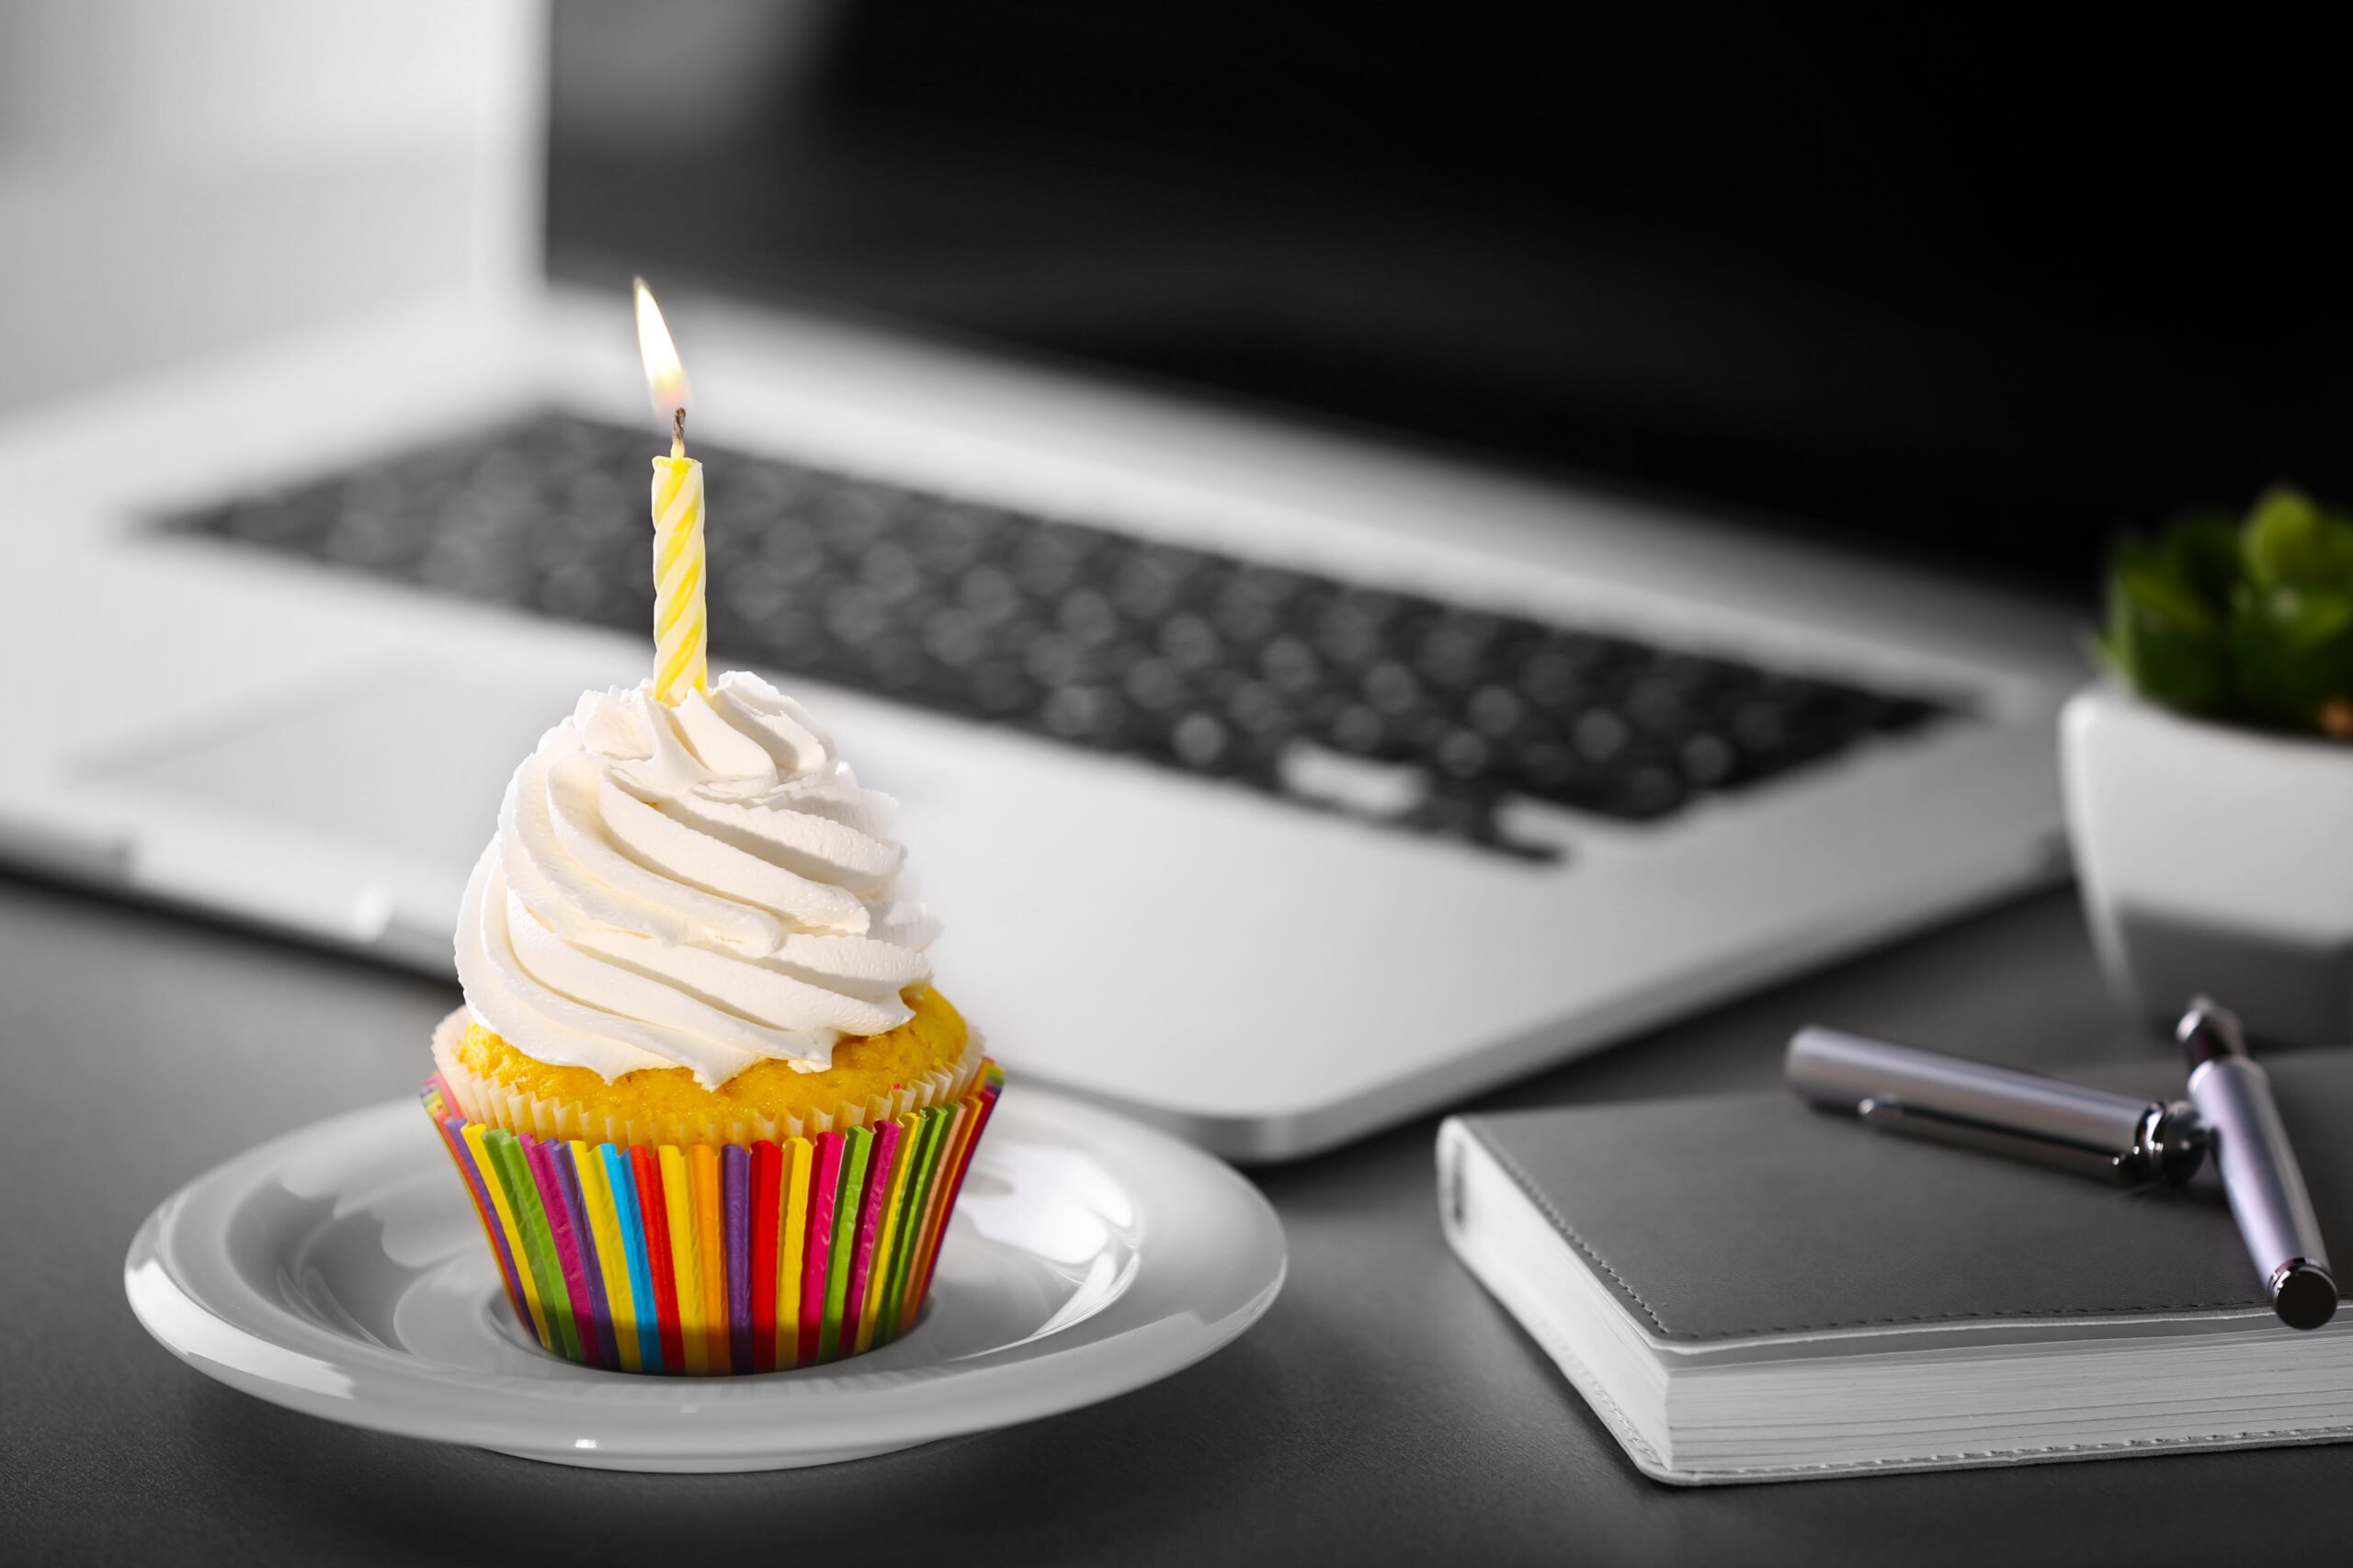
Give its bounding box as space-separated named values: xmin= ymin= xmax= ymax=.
xmin=0 ymin=6 xmax=2076 ymax=1158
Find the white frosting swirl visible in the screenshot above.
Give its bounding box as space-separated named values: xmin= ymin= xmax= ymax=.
xmin=455 ymin=672 xmax=938 ymax=1087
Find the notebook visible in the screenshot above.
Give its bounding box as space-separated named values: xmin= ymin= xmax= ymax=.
xmin=1438 ymin=1051 xmax=2353 ymax=1485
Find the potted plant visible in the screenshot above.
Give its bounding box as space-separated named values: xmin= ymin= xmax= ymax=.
xmin=2063 ymin=485 xmax=2353 ymax=1045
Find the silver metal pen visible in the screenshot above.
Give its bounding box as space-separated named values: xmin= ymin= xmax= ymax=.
xmin=1785 ymin=1026 xmax=2206 ymax=1187
xmin=2179 ymin=998 xmax=2337 ymax=1331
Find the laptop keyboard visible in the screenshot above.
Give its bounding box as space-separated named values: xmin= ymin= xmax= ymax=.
xmin=165 ymin=411 xmax=1959 ymax=858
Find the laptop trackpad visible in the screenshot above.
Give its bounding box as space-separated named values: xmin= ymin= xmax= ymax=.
xmin=75 ymin=662 xmax=596 ymax=870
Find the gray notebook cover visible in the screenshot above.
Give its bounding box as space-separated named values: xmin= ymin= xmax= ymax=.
xmin=1455 ymin=1053 xmax=2353 ymax=1344
xmin=1444 ymin=1051 xmax=2353 ymax=1478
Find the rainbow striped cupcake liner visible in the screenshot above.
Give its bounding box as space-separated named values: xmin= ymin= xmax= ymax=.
xmin=420 ymin=1061 xmax=1003 ymax=1374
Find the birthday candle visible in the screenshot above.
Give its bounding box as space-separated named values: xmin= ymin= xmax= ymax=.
xmin=634 ymin=279 xmax=708 ymax=705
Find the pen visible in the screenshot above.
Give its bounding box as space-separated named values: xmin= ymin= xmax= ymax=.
xmin=1784 ymin=1026 xmax=2205 ymax=1187
xmin=2179 ymin=998 xmax=2337 ymax=1331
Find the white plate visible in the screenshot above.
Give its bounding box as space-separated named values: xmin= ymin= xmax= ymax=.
xmin=125 ymin=1085 xmax=1286 ymax=1471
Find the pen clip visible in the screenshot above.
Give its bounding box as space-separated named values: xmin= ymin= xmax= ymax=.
xmin=1857 ymin=1096 xmax=2153 ymax=1185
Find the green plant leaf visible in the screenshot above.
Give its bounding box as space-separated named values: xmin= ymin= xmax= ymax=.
xmin=2243 ymin=484 xmax=2353 ymax=590
xmin=2115 ymin=560 xmax=2218 ymax=639
xmin=2098 ymin=487 xmax=2353 ymax=731
xmin=2104 ymin=562 xmax=2227 ymax=711
xmin=2229 ymin=584 xmax=2353 ymax=729
xmin=2282 ymin=588 xmax=2353 ymax=648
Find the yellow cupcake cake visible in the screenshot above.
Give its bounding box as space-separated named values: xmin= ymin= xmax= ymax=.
xmin=442 ymin=984 xmax=972 ymax=1146
xmin=423 ymin=671 xmax=1000 ymax=1375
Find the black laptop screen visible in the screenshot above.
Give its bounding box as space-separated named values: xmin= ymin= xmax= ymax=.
xmin=546 ymin=6 xmax=2351 ymax=597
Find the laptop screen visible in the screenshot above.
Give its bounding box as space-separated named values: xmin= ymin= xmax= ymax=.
xmin=546 ymin=7 xmax=2347 ymax=597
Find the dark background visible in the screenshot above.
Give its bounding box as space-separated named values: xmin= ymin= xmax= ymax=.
xmin=549 ymin=7 xmax=2353 ymax=599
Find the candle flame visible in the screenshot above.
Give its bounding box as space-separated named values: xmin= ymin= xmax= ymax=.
xmin=633 ymin=278 xmax=691 ymax=437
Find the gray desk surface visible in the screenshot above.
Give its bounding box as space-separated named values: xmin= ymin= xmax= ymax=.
xmin=7 ymin=872 xmax=2347 ymax=1564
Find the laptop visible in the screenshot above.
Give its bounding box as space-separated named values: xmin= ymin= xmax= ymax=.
xmin=15 ymin=8 xmax=2307 ymax=1159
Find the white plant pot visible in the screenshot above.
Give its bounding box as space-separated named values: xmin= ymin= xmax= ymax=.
xmin=2062 ymin=683 xmax=2353 ymax=1045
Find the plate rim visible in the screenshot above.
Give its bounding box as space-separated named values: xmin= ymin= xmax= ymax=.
xmin=124 ymin=1084 xmax=1286 ymax=1467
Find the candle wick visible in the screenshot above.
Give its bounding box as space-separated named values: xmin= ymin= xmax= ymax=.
xmin=673 ymin=406 xmax=687 ymax=442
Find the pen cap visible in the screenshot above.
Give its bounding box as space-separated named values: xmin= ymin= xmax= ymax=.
xmin=1787 ymin=1028 xmax=2201 ymax=1186
xmin=2179 ymin=999 xmax=2251 ymax=1070
xmin=2179 ymin=1000 xmax=2336 ymax=1330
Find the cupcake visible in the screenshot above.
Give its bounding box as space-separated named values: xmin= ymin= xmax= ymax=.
xmin=421 ymin=671 xmax=1000 ymax=1374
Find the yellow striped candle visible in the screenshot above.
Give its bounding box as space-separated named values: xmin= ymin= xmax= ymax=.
xmin=634 ymin=278 xmax=708 ymax=705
